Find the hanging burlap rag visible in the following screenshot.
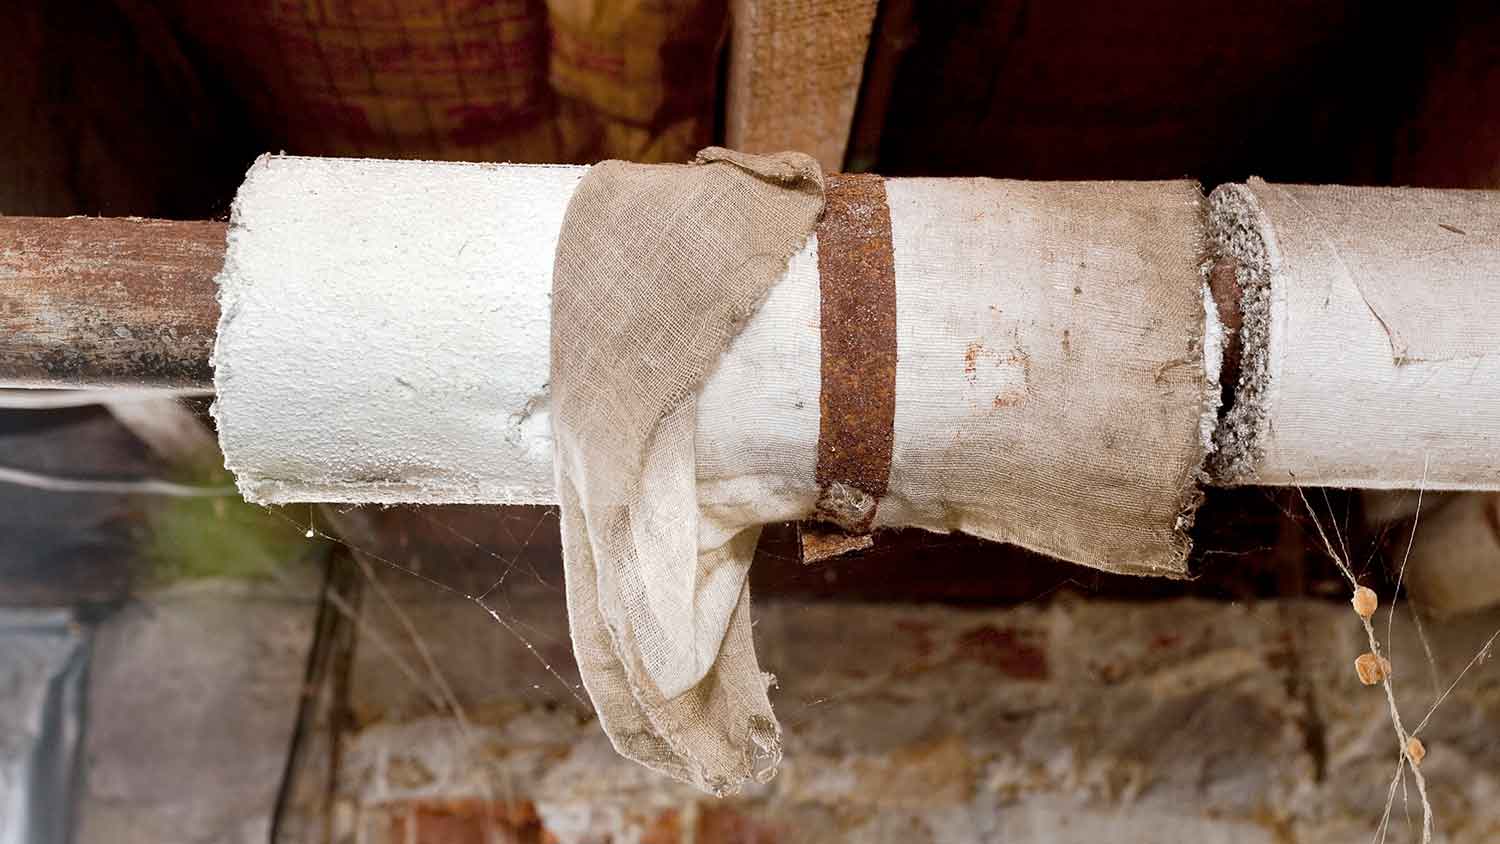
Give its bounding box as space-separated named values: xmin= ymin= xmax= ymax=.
xmin=551 ymin=148 xmax=825 ymax=793
xmin=551 ymin=154 xmax=1216 ymax=793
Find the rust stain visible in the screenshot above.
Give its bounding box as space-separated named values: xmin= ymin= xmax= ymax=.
xmin=799 ymin=522 xmax=874 ymax=563
xmin=956 ymin=624 xmax=1049 ymax=680
xmin=0 ymin=216 xmax=224 ymax=387
xmin=814 ymin=173 xmax=897 ymax=534
xmin=966 ymin=341 xmax=1030 ymax=407
xmin=996 ymin=349 xmax=1030 ymax=407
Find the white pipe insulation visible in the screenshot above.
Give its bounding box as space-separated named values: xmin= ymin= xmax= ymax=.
xmin=212 ymin=156 xmax=578 ymax=505
xmin=1209 ymin=179 xmax=1500 ymax=491
xmin=212 ymin=156 xmax=1500 ymax=515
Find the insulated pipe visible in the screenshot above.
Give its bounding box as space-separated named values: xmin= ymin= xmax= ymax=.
xmin=3 ymin=159 xmax=1498 ymax=497
xmin=1208 ymin=179 xmax=1500 ymax=491
xmin=211 ymin=157 xmax=1222 ymax=525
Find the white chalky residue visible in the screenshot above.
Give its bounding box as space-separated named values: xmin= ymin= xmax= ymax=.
xmin=212 ymin=155 xmax=586 ymax=504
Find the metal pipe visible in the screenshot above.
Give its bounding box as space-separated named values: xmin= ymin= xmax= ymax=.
xmin=0 ymin=216 xmax=224 ymax=388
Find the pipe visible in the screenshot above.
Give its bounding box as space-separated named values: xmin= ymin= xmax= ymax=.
xmin=0 ymin=216 xmax=224 ymax=388
xmin=0 ymin=207 xmax=1252 ymax=396
xmin=1207 ymin=179 xmax=1500 ymax=491
xmin=4 ymin=161 xmax=1499 ymax=496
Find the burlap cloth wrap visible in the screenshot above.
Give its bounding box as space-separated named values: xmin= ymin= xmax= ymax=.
xmin=552 ymin=148 xmax=823 ymax=793
xmin=551 ymin=150 xmax=1213 ymax=793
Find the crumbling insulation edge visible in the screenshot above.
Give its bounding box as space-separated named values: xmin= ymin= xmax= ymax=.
xmin=1205 ymin=183 xmax=1279 ymax=484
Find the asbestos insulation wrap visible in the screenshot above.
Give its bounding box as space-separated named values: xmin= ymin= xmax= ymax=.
xmin=213 ymin=156 xmax=1218 ymax=573
xmin=1210 ymin=179 xmax=1500 ymax=490
xmin=213 ymin=156 xmax=582 ymax=505
xmin=698 ymin=177 xmax=1219 ymax=578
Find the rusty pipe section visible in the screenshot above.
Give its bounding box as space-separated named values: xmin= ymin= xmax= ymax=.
xmin=0 ymin=216 xmax=225 ymax=388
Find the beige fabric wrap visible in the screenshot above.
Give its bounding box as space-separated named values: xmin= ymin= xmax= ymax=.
xmin=552 ymin=160 xmax=1217 ymax=793
xmin=869 ymin=178 xmax=1213 ymax=575
xmin=551 ymin=148 xmax=824 ymax=793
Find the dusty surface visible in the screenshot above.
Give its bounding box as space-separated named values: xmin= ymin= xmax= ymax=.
xmin=814 ymin=173 xmax=897 ymax=533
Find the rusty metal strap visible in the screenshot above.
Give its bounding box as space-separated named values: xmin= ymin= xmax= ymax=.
xmin=813 ymin=173 xmax=897 ymax=534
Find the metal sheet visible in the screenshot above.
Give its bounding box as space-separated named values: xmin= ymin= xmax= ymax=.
xmin=0 ymin=609 xmax=89 ymax=844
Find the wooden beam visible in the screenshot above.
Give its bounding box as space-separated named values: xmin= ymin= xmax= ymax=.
xmin=0 ymin=216 xmax=224 ymax=388
xmin=725 ymin=0 xmax=881 ymax=172
xmin=842 ymin=0 xmax=914 ymax=172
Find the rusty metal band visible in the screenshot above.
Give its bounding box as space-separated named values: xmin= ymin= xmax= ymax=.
xmin=813 ymin=173 xmax=897 ymax=534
